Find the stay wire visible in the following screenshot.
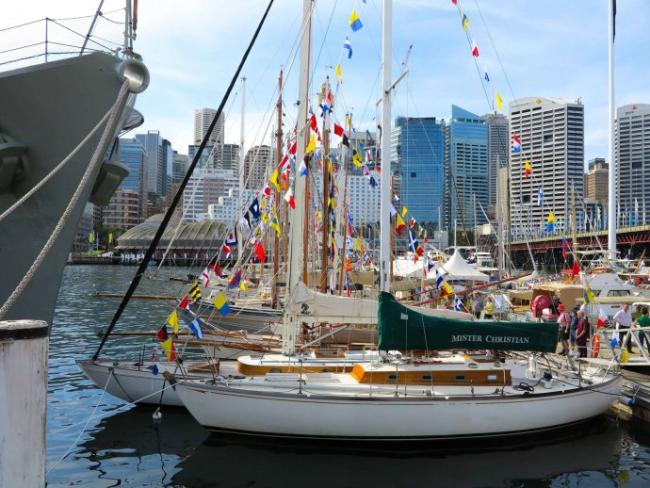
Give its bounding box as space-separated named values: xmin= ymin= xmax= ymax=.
xmin=93 ymin=0 xmax=275 ymax=360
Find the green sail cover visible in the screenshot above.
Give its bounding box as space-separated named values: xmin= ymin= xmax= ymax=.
xmin=378 ymin=292 xmax=559 ymax=352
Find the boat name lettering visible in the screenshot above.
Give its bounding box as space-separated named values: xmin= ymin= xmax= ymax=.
xmin=450 ymin=334 xmax=530 ymax=344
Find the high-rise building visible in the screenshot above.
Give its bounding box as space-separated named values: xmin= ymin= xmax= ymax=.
xmin=449 ymin=105 xmax=489 ymax=230
xmin=135 ymin=131 xmax=165 ymax=197
xmin=216 ymin=143 xmax=240 ymax=172
xmin=194 ymin=108 xmax=224 ymax=146
xmin=484 ymin=113 xmax=509 ymax=218
xmin=584 ymin=158 xmax=608 ymax=206
xmin=243 ymin=145 xmax=272 ymax=190
xmin=207 ymin=188 xmax=256 ymax=223
xmin=347 ymin=174 xmax=381 ymax=225
xmin=616 ymin=104 xmax=650 ymax=226
xmin=188 ymin=144 xmax=216 ymax=169
xmin=118 ymin=137 xmax=145 ymax=194
xmin=509 ymin=97 xmax=584 ymax=238
xmin=392 ymin=116 xmax=446 ymax=228
xmin=172 ymin=151 xmax=188 ymax=185
xmin=102 ymin=189 xmax=142 ymax=230
xmin=182 ymin=168 xmax=238 ymax=222
xmin=161 ymin=138 xmax=173 ymax=197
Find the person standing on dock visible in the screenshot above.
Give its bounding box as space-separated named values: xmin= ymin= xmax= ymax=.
xmin=575 ymin=310 xmax=590 ymax=358
xmin=613 ymin=304 xmax=634 ymax=354
xmin=557 ymin=304 xmax=571 ymax=355
xmin=635 ymin=307 xmax=650 ymax=354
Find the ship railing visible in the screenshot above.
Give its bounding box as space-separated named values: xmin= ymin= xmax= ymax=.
xmin=0 ymin=8 xmax=127 ymax=71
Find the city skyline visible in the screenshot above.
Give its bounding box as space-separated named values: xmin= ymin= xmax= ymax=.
xmin=5 ymin=0 xmax=649 ymax=166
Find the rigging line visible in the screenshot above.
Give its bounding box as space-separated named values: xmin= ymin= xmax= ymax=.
xmin=0 ymin=17 xmax=44 ymax=33
xmin=472 ymin=0 xmax=516 ymax=100
xmin=97 ymin=13 xmax=125 ymax=25
xmin=52 ymin=7 xmax=125 ymax=22
xmin=47 ymin=18 xmax=113 ymax=51
xmin=0 ymin=41 xmax=44 ymax=56
xmin=93 ymin=0 xmax=275 ymax=360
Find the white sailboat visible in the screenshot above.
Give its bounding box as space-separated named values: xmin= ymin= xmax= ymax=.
xmin=173 ymin=0 xmax=621 ymax=440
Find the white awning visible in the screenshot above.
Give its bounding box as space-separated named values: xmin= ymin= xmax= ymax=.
xmin=441 ymin=250 xmax=490 ymax=282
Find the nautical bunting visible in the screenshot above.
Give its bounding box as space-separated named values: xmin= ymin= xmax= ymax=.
xmin=471 ymin=40 xmax=479 ymax=57
xmin=213 ymin=294 xmax=230 ymax=316
xmin=166 ymin=310 xmax=179 ymax=334
xmin=495 ymin=92 xmax=503 ymax=112
xmin=189 ymin=317 xmax=203 ymax=339
xmin=344 ymin=37 xmax=353 ymax=59
xmin=334 ymin=64 xmax=343 ymax=84
xmin=512 ymin=134 xmax=522 ymax=153
xmin=188 ymin=282 xmax=202 ymax=303
xmin=524 ymin=160 xmax=532 ymax=178
xmin=349 ymin=10 xmax=363 ymax=32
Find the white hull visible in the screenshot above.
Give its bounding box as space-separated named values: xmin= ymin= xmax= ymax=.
xmin=175 ymin=375 xmax=621 ymax=440
xmin=78 ymin=359 xmax=226 ymax=407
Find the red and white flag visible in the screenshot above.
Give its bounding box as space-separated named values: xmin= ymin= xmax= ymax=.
xmin=471 ymin=40 xmax=479 ymax=57
xmin=596 ymin=309 xmax=608 ymax=328
xmin=284 ymin=187 xmax=296 ymax=209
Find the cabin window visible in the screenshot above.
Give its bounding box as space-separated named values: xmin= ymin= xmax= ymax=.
xmin=422 ymin=374 xmax=433 ymax=381
xmin=388 ymin=374 xmax=398 ymax=381
xmin=607 ymin=290 xmax=631 ymax=297
xmin=454 ymin=375 xmax=466 ymax=381
xmin=487 ymin=374 xmax=497 ymax=381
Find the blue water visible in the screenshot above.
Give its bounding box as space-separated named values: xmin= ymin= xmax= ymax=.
xmin=46 ymin=265 xmax=650 ymax=487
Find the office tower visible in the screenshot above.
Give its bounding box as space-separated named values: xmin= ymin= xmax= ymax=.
xmin=194 ymin=108 xmax=224 ymax=146
xmin=135 ymin=131 xmax=165 ymax=197
xmin=243 ymin=145 xmax=272 ymax=190
xmin=392 ymin=116 xmax=445 ymax=228
xmin=449 ymin=105 xmax=489 ymax=230
xmin=584 ymin=158 xmax=608 ymax=205
xmin=484 ymin=113 xmax=509 ymax=218
xmin=616 ymin=104 xmax=650 ymax=226
xmin=509 ymin=97 xmax=584 ymax=238
xmin=217 ymin=143 xmax=240 ymax=172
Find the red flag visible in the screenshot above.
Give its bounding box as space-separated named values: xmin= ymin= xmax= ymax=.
xmin=571 ymin=261 xmax=580 ymax=277
xmin=254 ymin=241 xmax=266 ymax=262
xmin=451 ymin=0 xmax=457 ymax=4
xmin=167 ymin=341 xmax=177 ymax=361
xmin=178 ymin=296 xmax=190 ymax=310
xmin=221 ymin=243 xmax=232 ymax=258
xmin=310 ymin=113 xmax=318 ymax=132
xmin=284 ymin=187 xmax=296 ymax=209
xmin=262 ymin=184 xmax=272 ymax=197
xmin=156 ymin=325 xmax=168 ymax=342
xmin=289 ymin=141 xmax=297 ymax=155
xmin=280 ymin=153 xmax=289 ymax=169
xmin=333 ymin=122 xmax=344 ymax=137
xmin=207 ymin=263 xmax=222 ymax=276
xmin=471 ymin=40 xmax=479 ymax=57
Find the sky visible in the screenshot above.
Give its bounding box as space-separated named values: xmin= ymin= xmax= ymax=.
xmin=2 ymin=0 xmax=649 ymax=165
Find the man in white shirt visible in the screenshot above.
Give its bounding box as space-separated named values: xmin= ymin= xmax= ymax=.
xmin=613 ymin=304 xmax=634 ymax=353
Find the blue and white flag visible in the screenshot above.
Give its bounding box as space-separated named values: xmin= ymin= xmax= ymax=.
xmin=484 ymin=71 xmax=490 ymax=82
xmin=537 ymin=187 xmax=544 ymax=207
xmin=408 ymin=230 xmax=418 ymax=252
xmin=454 ymin=296 xmax=464 ymax=312
xmin=435 ymin=269 xmax=444 ymax=290
xmin=189 ymin=317 xmax=204 ymax=339
xmin=298 ymin=158 xmax=308 ymax=176
xmin=427 ymin=257 xmax=435 ymax=272
xmin=344 ymin=37 xmax=353 ymax=59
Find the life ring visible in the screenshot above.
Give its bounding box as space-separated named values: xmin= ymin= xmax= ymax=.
xmin=591 ymin=334 xmax=600 ymax=358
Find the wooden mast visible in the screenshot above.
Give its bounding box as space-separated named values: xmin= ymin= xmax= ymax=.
xmin=338 ymin=113 xmax=351 ymax=295
xmin=320 ymin=78 xmax=331 ymax=292
xmin=272 ymin=69 xmax=283 ymax=308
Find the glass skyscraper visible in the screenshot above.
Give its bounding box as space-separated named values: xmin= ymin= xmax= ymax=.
xmin=449 ymin=105 xmax=488 ymax=230
xmin=118 ymin=137 xmax=145 ymax=193
xmin=392 ymin=116 xmax=445 ymax=228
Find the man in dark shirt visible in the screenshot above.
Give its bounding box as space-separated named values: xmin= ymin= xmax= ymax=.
xmin=575 ymin=310 xmax=590 ymax=358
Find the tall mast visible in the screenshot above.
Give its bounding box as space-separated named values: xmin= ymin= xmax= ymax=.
xmin=284 ymin=0 xmax=312 ymax=355
xmin=320 ymin=78 xmax=331 ymax=292
xmin=379 ymin=0 xmax=393 ymax=293
xmin=337 ymin=113 xmax=351 ymax=295
xmin=238 ymin=76 xmax=246 ymax=259
xmin=288 ymin=0 xmax=312 ymax=295
xmin=272 ymin=69 xmax=283 ymax=309
xmin=607 ymin=0 xmax=616 ymax=260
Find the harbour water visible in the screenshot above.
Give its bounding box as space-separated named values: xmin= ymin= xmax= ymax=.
xmin=47 ymin=265 xmax=650 ymax=487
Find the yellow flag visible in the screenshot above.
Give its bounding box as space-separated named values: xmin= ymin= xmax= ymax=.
xmin=161 ymin=337 xmax=173 ymax=353
xmin=620 ymin=348 xmax=629 ymax=364
xmin=334 ymin=64 xmax=343 ymax=84
xmin=305 ymin=133 xmax=316 ymax=154
xmin=269 ymin=169 xmax=280 ymax=191
xmin=354 ymin=237 xmax=362 ymax=251
xmin=88 ymin=232 xmax=94 ymax=243
xmin=547 ymin=211 xmax=556 ymax=223
xmin=166 ymin=310 xmax=179 ymax=334
xmin=495 ymin=92 xmax=503 ymax=112
xmin=239 ymin=279 xmax=248 ymax=292
xmin=401 ymin=206 xmax=408 ymax=217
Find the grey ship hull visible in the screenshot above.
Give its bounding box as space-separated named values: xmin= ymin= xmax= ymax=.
xmin=0 ymin=53 xmax=143 ymax=323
